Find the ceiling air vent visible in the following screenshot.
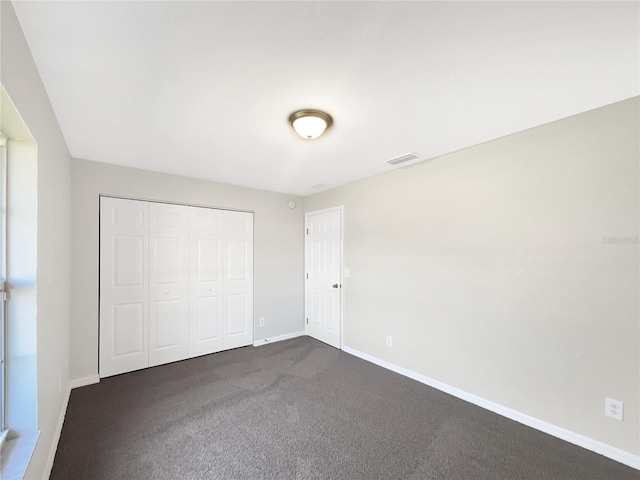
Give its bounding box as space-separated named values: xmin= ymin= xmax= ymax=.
xmin=386 ymin=152 xmax=421 ymax=166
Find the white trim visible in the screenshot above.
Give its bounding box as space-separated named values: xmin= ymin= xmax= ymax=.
xmin=43 ymin=374 xmax=100 ymax=477
xmin=304 ymin=205 xmax=344 ymax=217
xmin=0 ymin=432 xmax=38 ymax=480
xmin=69 ymin=375 xmax=100 ymax=390
xmin=338 ymin=207 xmax=344 ymax=350
xmin=342 ymin=345 xmax=640 ymax=471
xmin=42 ymin=382 xmax=71 ymax=479
xmin=0 ymin=140 xmax=7 ymax=432
xmin=0 ymin=428 xmax=7 ymax=450
xmin=99 ymin=193 xmax=255 ymax=215
xmin=253 ymin=331 xmax=305 ymax=347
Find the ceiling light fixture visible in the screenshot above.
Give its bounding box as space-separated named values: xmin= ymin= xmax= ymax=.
xmin=288 ymin=109 xmax=333 ymax=140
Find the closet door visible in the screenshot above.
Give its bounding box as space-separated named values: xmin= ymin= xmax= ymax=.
xmin=100 ymin=197 xmax=149 ymax=377
xmin=188 ymin=207 xmax=224 ymax=357
xmin=101 ymin=199 xmax=253 ymax=375
xmin=223 ymin=210 xmax=253 ymax=350
xmin=189 ymin=208 xmax=253 ymax=356
xmin=148 ymin=202 xmax=190 ymax=367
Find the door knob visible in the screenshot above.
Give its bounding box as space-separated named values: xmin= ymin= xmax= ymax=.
xmin=332 ymin=284 xmax=339 ymax=288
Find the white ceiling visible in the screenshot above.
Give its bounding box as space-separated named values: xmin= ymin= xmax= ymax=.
xmin=12 ymin=1 xmax=639 ymax=197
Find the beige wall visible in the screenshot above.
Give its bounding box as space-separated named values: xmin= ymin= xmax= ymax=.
xmin=305 ymin=98 xmax=639 ymax=456
xmin=1 ymin=2 xmax=73 ymax=478
xmin=70 ymin=159 xmax=305 ymax=380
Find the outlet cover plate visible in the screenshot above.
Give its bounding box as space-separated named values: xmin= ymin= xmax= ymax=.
xmin=605 ymin=397 xmax=623 ymax=421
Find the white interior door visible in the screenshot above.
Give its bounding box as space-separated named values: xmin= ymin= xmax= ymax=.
xmin=148 ymin=202 xmax=190 ymax=367
xmin=222 ymin=210 xmax=254 ymax=350
xmin=188 ymin=207 xmax=224 ymax=357
xmin=305 ymin=208 xmax=342 ymax=348
xmin=100 ymin=197 xmax=149 ymax=377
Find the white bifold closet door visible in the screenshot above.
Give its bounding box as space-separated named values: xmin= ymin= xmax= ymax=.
xmin=100 ymin=197 xmax=253 ymax=378
xmin=148 ymin=202 xmax=190 ymax=367
xmin=99 ymin=198 xmax=150 ymax=377
xmin=189 ymin=207 xmax=253 ymax=357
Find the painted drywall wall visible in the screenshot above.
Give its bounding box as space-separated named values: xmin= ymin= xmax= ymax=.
xmin=305 ymin=98 xmax=639 ymax=457
xmin=1 ymin=2 xmax=73 ymax=478
xmin=70 ymin=159 xmax=304 ymax=380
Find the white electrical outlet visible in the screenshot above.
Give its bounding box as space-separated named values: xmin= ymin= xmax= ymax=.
xmin=344 ymin=268 xmax=350 ymax=278
xmin=386 ymin=335 xmax=393 ymax=347
xmin=259 ymin=317 xmax=265 ymax=327
xmin=605 ymin=397 xmax=623 ymax=421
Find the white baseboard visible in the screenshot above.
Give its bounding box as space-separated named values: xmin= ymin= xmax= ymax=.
xmin=342 ymin=345 xmax=640 ymax=471
xmin=42 ymin=383 xmax=71 ymax=479
xmin=69 ymin=374 xmax=100 ymax=389
xmin=44 ymin=373 xmax=98 ymax=478
xmin=253 ymin=330 xmax=305 ymax=347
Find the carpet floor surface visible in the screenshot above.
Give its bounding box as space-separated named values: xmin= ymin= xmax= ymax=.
xmin=51 ymin=336 xmax=638 ymax=479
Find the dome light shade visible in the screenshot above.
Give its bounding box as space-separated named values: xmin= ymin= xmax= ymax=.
xmin=289 ymin=109 xmax=333 ymax=139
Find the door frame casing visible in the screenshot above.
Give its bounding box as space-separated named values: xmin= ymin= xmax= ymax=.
xmin=304 ymin=206 xmax=344 ymax=349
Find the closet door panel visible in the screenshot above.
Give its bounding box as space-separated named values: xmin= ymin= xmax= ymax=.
xmin=148 ymin=202 xmax=190 ymax=367
xmin=100 ymin=197 xmax=149 ymax=377
xmin=196 ymin=295 xmax=220 ymax=339
xmin=223 ymin=211 xmax=253 ymax=350
xmin=226 ymin=293 xmax=249 ymax=335
xmin=189 ymin=207 xmax=225 ymax=357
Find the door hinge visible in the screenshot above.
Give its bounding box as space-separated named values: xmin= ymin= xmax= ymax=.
xmin=306 ymin=273 xmax=308 ymax=279
xmin=306 ymin=318 xmax=308 ymax=325
xmin=2 ymin=291 xmax=8 ymax=301
xmin=306 ymin=228 xmax=309 ymax=235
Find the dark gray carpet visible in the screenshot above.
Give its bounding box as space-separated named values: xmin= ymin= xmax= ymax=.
xmin=51 ymin=336 xmax=638 ymax=480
